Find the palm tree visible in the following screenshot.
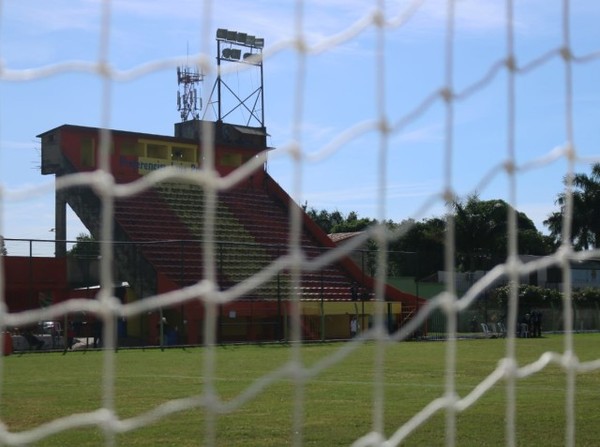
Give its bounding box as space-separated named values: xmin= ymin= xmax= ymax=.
xmin=544 ymin=163 xmax=600 ymax=250
xmin=453 ymin=195 xmax=507 ymax=270
xmin=453 ymin=195 xmax=547 ymax=270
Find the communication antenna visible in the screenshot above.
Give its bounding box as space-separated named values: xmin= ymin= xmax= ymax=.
xmin=177 ymin=64 xmax=204 ymax=121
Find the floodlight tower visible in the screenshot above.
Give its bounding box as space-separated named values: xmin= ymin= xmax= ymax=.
xmin=177 ymin=65 xmax=203 ymax=121
xmin=212 ymin=28 xmax=265 ymax=128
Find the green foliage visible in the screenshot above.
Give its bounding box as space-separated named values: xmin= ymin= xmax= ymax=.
xmin=572 ymin=287 xmax=600 ymax=306
xmin=330 ymin=211 xmax=374 ymax=233
xmin=453 ymin=195 xmax=551 ymax=271
xmin=491 ymin=283 xmax=600 ymax=309
xmin=544 ymin=163 xmax=600 ymax=249
xmin=68 ymin=233 xmax=99 ymax=259
xmin=0 ymin=236 xmax=6 ymax=256
xmin=492 ymin=284 xmax=562 ymax=309
xmin=388 ymin=196 xmax=550 ymax=277
xmin=518 ymin=229 xmax=558 ymax=255
xmin=304 ymin=207 xmax=344 ymax=234
xmin=388 ymin=218 xmax=445 ymax=278
xmin=305 ymin=196 xmax=551 ymax=278
xmin=303 ymin=205 xmax=374 ymax=234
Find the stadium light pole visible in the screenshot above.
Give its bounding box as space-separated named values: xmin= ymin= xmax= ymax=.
xmin=214 ymin=28 xmax=265 ymax=127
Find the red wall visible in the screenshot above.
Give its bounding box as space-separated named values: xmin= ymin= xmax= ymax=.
xmin=56 ymin=126 xmax=266 ymax=185
xmin=3 ymin=257 xmax=68 ymax=313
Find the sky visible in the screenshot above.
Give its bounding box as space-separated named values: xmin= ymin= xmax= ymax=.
xmin=1 ymin=0 xmax=600 ymax=256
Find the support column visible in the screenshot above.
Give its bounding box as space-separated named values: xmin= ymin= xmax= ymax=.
xmin=55 ymin=186 xmax=67 ymax=257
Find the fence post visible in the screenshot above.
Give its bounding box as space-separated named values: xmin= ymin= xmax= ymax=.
xmin=277 ymin=271 xmax=282 ymax=340
xmin=159 ymin=308 xmax=164 ymax=351
xmin=320 ymin=272 xmax=324 ymax=342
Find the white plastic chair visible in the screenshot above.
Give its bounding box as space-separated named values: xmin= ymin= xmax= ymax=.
xmin=480 ymin=323 xmax=495 ymax=338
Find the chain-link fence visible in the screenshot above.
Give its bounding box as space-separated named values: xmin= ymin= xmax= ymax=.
xmin=4 ymin=238 xmax=600 ymax=350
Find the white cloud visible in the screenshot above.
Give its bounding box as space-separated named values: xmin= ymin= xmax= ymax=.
xmin=394 ymin=123 xmax=443 ymax=144
xmin=0 ymin=140 xmax=39 ymax=151
xmin=5 ymin=1 xmax=101 ymax=34
xmin=303 ymin=179 xmax=437 ymax=204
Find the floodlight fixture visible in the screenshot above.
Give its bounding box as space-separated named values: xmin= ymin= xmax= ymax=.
xmin=212 ymin=27 xmax=265 ymax=127
xmin=222 ymin=48 xmax=241 ymax=60
xmin=216 ymin=28 xmax=263 ymax=48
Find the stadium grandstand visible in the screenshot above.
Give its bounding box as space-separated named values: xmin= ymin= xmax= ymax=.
xmin=1 ymin=118 xmax=422 ymax=347
xmin=3 ymin=30 xmax=424 ymax=348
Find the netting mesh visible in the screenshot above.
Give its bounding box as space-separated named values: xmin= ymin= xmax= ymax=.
xmin=1 ymin=1 xmax=600 ymax=446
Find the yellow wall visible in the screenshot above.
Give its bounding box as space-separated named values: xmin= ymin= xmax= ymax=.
xmin=123 ymin=138 xmax=199 ymax=175
xmin=122 ymin=288 xmax=142 ymax=339
xmin=301 ymin=301 xmax=402 ymax=338
xmin=301 ymin=301 xmax=401 ymax=316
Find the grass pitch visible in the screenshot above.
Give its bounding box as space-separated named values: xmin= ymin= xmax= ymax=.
xmin=1 ymin=334 xmax=599 ymax=446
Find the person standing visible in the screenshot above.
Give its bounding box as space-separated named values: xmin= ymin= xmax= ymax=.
xmin=350 ymin=316 xmax=358 ymax=338
xmin=532 ymin=310 xmax=542 ymax=337
xmin=92 ymin=319 xmax=102 ymax=348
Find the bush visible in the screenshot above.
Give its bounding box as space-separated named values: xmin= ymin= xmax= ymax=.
xmin=492 ymin=284 xmax=600 ymax=309
xmin=572 ymin=288 xmax=600 ymax=306
xmin=492 ymin=284 xmax=562 ymax=309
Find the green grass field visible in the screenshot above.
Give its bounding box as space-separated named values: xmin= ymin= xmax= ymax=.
xmin=1 ymin=334 xmax=599 ymax=446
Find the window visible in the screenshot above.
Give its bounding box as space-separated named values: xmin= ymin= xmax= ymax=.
xmin=147 ymin=143 xmax=168 ymax=159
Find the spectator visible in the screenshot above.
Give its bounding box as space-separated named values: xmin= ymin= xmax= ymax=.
xmin=519 ymin=313 xmax=530 ymax=338
xmin=93 ymin=319 xmax=102 ymax=348
xmin=531 ymin=310 xmax=542 ymax=337
xmin=350 ymin=316 xmax=359 ymax=338
xmin=470 ymin=316 xmax=478 ymax=332
xmin=67 ymin=323 xmax=75 ymax=349
xmin=23 ymin=330 xmax=44 ymax=350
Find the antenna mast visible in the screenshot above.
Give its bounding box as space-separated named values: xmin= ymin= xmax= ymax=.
xmin=176 ymin=64 xmax=203 ymax=122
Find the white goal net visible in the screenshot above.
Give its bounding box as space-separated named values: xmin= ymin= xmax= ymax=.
xmin=1 ymin=1 xmax=600 ymax=446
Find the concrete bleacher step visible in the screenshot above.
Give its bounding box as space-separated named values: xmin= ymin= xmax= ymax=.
xmin=108 ymin=181 xmax=360 ymax=300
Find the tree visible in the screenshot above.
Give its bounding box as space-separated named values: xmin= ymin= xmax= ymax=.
xmin=0 ymin=236 xmax=6 ymax=256
xmin=453 ymin=195 xmax=506 ymax=270
xmin=305 ymin=196 xmax=549 ymax=278
xmin=388 ymin=218 xmax=445 ymax=278
xmin=304 ymin=206 xmax=344 ymax=234
xmin=330 ymin=211 xmax=374 ymax=233
xmin=68 ymin=233 xmax=99 ymax=259
xmin=453 ymin=195 xmax=550 ymax=271
xmin=304 ymin=206 xmax=374 ymax=234
xmin=544 ymin=163 xmax=600 ymax=250
xmin=492 ymin=283 xmax=562 ymax=312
